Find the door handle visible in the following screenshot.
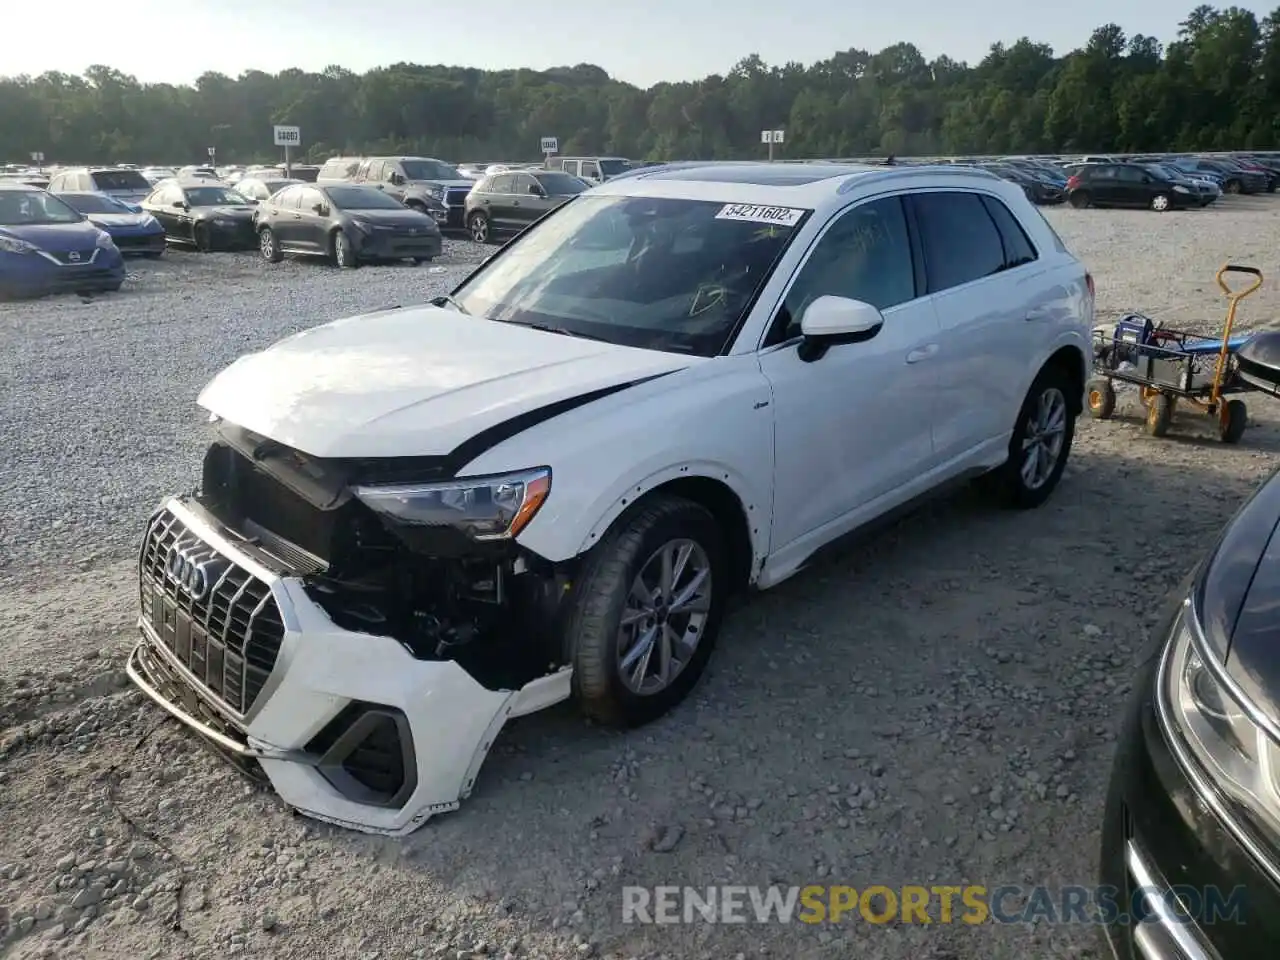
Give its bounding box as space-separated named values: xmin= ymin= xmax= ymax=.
xmin=905 ymin=344 xmax=939 ymax=364
xmin=1025 ymin=307 xmax=1051 ymax=322
xmin=512 ymin=201 xmax=521 ymax=206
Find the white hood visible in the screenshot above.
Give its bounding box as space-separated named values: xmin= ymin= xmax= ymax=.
xmin=198 ymin=306 xmax=695 ymax=459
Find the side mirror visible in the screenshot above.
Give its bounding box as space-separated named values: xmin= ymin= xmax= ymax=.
xmin=389 ymin=172 xmax=403 ymax=185
xmin=797 ymin=296 xmax=884 ymax=362
xmin=528 ymin=183 xmax=545 ymax=196
xmin=312 ymin=202 xmax=326 ymax=215
xmin=171 ymin=199 xmax=186 ymax=208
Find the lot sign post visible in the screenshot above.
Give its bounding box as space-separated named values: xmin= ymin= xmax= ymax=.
xmin=274 ymin=125 xmax=302 ymax=177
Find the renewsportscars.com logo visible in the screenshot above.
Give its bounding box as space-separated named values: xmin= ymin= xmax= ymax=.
xmin=621 ymin=884 xmax=1249 ymax=926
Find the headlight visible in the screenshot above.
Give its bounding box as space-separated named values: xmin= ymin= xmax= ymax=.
xmin=1173 ymin=185 xmax=1190 ymax=194
xmin=96 ymin=230 xmax=116 ymax=249
xmin=425 ymin=185 xmax=445 ymax=200
xmin=353 ymin=467 xmax=551 ymax=541
xmin=0 ymin=235 xmax=38 ymax=254
xmin=212 ymin=218 xmax=232 ymax=227
xmin=349 ymin=219 xmax=372 ymax=234
xmin=1164 ymin=603 xmax=1280 ymax=837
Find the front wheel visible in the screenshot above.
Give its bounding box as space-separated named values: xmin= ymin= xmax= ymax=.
xmin=563 ymin=495 xmax=727 ymax=728
xmin=1146 ymin=393 xmax=1173 ymax=437
xmin=981 ymin=366 xmax=1076 ymax=509
xmin=1150 ymin=193 xmax=1170 ymax=212
xmin=331 ymin=230 xmax=357 ymax=268
xmin=259 ymin=227 xmax=283 ymax=263
xmin=468 ymin=211 xmax=491 ymax=244
xmin=193 ymin=224 xmax=211 ymax=252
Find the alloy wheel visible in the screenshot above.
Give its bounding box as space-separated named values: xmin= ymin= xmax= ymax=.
xmin=1021 ymin=387 xmax=1067 ymax=490
xmin=470 ymin=215 xmax=488 ymax=243
xmin=616 ymin=539 xmax=713 ymax=696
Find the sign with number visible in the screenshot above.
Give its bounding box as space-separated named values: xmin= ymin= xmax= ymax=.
xmin=207 ymin=146 xmax=215 ymax=157
xmin=772 ymin=129 xmax=785 ymax=144
xmin=30 ymin=151 xmax=44 ymax=163
xmin=540 ymin=136 xmax=559 ymax=154
xmin=273 ymin=125 xmax=301 ymax=147
xmin=761 ymin=130 xmax=773 ymax=143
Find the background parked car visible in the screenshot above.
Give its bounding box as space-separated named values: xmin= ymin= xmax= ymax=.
xmin=234 ymin=176 xmax=301 ymax=202
xmin=178 ymin=165 xmax=219 ymax=179
xmin=344 ymin=156 xmax=473 ymax=229
xmin=46 ymin=167 xmax=152 ymax=207
xmin=255 ymin=182 xmax=442 ymax=267
xmin=464 ymin=169 xmax=589 ymax=242
xmin=57 ymin=192 xmax=167 ymax=256
xmin=139 ymin=179 xmax=257 ymax=251
xmin=140 ymin=166 xmax=176 ymax=184
xmin=1141 ymin=162 xmax=1219 ymax=206
xmin=1170 ymin=157 xmax=1262 ymax=194
xmin=315 ymin=156 xmax=363 ymax=185
xmin=1066 ymin=162 xmax=1199 ymax=210
xmin=0 ymin=183 xmax=125 ymax=298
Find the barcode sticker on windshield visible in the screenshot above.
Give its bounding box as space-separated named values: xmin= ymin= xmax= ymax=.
xmin=715 ymin=204 xmax=805 ymax=226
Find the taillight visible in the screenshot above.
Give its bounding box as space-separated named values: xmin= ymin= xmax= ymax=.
xmin=1066 ymin=175 xmax=1081 ymax=189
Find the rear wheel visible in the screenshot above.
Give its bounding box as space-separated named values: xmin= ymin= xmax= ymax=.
xmin=564 ymin=495 xmax=727 ymax=728
xmin=982 ymin=365 xmax=1076 ymax=509
xmin=468 ymin=211 xmax=491 ymax=243
xmin=1069 ymin=190 xmax=1091 ymax=209
xmin=1087 ymin=378 xmax=1116 ymax=420
xmin=1220 ymin=399 xmax=1247 ymax=443
xmin=1150 ymin=193 xmax=1170 ymax=212
xmin=1225 ymin=179 xmax=1242 ymax=194
xmin=1146 ymin=393 xmax=1173 ymax=437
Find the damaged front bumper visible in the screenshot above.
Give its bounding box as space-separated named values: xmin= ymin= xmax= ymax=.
xmin=128 ymin=496 xmax=571 ymax=835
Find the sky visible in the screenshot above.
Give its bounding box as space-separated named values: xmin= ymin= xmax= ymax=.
xmin=5 ymin=0 xmax=1276 ymax=88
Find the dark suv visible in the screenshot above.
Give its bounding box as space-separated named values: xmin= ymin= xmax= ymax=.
xmin=463 ymin=169 xmax=589 ymax=243
xmin=348 ymin=157 xmax=474 ymax=229
xmin=1065 ymin=163 xmax=1200 ymax=211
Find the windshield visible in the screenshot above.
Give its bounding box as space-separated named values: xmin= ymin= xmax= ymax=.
xmin=327 ymin=186 xmax=405 ymax=210
xmin=451 ymin=195 xmax=805 ymax=356
xmin=92 ymin=170 xmax=150 ymax=191
xmin=1145 ymin=164 xmax=1180 ymax=180
xmin=599 ymin=159 xmax=632 ymax=177
xmin=401 ymin=160 xmax=461 ymax=181
xmin=0 ymin=190 xmax=84 ymax=226
xmin=535 ymin=172 xmax=589 ymax=195
xmin=185 ymin=187 xmax=249 ymax=206
xmin=61 ymin=193 xmax=130 ymax=214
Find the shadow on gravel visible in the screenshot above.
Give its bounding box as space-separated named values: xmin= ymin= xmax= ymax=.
xmin=303 ymin=431 xmax=1277 ymax=960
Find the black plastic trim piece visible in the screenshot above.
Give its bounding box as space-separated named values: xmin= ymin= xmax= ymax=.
xmin=307 ymin=703 xmax=418 ymax=810
xmin=440 ymin=370 xmax=681 ymax=473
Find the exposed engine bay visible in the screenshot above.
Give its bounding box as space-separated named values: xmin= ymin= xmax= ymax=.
xmin=196 ymin=421 xmax=570 ymax=692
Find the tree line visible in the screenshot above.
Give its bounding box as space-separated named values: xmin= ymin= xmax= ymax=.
xmin=1 ymin=4 xmax=1277 ymax=166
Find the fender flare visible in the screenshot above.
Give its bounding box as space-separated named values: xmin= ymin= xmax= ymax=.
xmin=573 ymin=460 xmax=770 ymax=582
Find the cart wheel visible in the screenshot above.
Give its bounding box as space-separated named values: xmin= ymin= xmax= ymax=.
xmin=1219 ymin=399 xmax=1247 ymax=444
xmin=1087 ymin=378 xmax=1116 ymax=420
xmin=1146 ymin=394 xmax=1173 ymax=437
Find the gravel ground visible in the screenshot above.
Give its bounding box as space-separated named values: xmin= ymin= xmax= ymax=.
xmin=3 ymin=200 xmax=1280 ymax=960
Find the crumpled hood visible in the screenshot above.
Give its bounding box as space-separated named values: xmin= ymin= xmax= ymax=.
xmin=198 ymin=305 xmax=695 ymax=459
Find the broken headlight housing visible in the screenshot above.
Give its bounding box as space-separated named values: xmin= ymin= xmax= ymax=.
xmin=1163 ymin=601 xmax=1280 ymax=840
xmin=353 ymin=467 xmax=551 ymax=541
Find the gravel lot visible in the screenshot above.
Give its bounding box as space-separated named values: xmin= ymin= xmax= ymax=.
xmin=3 ymin=200 xmax=1280 ymax=960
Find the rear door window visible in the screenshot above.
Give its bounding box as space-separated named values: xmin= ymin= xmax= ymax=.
xmin=978 ymin=195 xmax=1038 ymax=268
xmin=911 ymin=191 xmax=1006 ymax=293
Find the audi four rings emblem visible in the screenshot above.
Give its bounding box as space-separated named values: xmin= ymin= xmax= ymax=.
xmin=165 ymin=543 xmax=230 ymax=601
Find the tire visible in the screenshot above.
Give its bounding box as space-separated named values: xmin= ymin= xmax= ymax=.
xmin=982 ymin=365 xmax=1076 ymax=509
xmin=1225 ymin=179 xmax=1241 ymax=195
xmin=413 ymin=256 xmax=434 ymax=264
xmin=563 ymin=495 xmax=727 ymax=728
xmin=142 ymin=250 xmax=164 ymax=260
xmin=258 ymin=227 xmax=283 ymax=263
xmin=1087 ymin=378 xmax=1116 ymax=420
xmin=1146 ymin=393 xmax=1173 ymax=437
xmin=1220 ymin=399 xmax=1247 ymax=443
xmin=331 ymin=230 xmax=357 ymax=268
xmin=468 ymin=211 xmax=491 ymax=243
xmin=1150 ymin=194 xmax=1170 ymax=212
xmin=1068 ymin=190 xmax=1091 ymax=209
xmin=193 ymin=224 xmax=211 ymax=252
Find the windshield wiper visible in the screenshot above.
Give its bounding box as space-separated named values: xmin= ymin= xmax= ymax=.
xmin=430 ymin=294 xmax=469 ymax=315
xmin=499 ymin=319 xmax=611 ymax=343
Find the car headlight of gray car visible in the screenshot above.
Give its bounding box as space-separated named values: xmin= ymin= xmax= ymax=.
xmin=353 ymin=467 xmax=552 ymax=541
xmin=1161 ymin=601 xmax=1280 ymax=839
